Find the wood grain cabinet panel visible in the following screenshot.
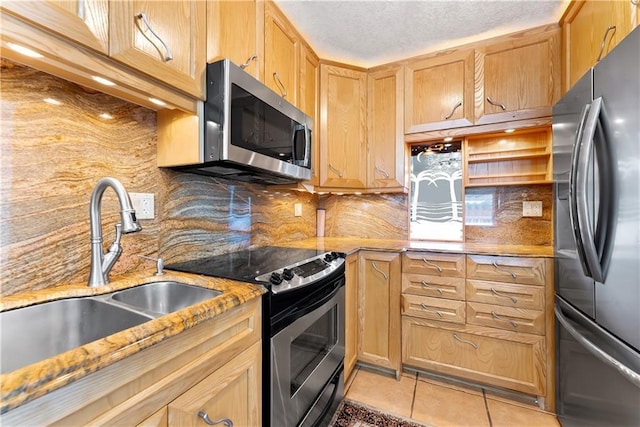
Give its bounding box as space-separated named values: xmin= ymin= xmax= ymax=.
xmin=466 ymin=279 xmax=545 ymax=310
xmin=402 ymin=294 xmax=465 ymax=324
xmin=206 ymin=0 xmax=264 ymax=81
xmin=404 ymin=49 xmax=475 ymax=132
xmin=475 ymin=27 xmax=561 ymax=125
xmin=467 ymin=301 xmax=545 ymax=335
xmin=402 ymin=252 xmax=466 ymax=277
xmin=358 ymin=251 xmax=401 ymax=377
xmin=264 ymin=1 xmax=299 ymax=105
xmin=168 ymin=342 xmax=261 ymax=427
xmin=367 ymin=64 xmax=406 ymax=190
xmin=466 ymin=255 xmax=546 ymax=286
xmin=1 ymin=0 xmax=109 ymax=54
xmin=299 ymin=43 xmax=320 ymax=186
xmin=109 ymin=0 xmax=206 ymax=98
xmin=344 ymin=253 xmax=359 ymax=380
xmin=402 ymin=318 xmax=546 ymax=396
xmin=319 ymin=64 xmax=367 ymax=188
xmin=136 ymin=407 xmax=168 ymax=427
xmin=402 ymin=273 xmax=466 ymax=300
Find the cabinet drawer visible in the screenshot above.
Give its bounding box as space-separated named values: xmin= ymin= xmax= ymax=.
xmin=403 ymin=252 xmax=465 ymax=277
xmin=466 ymin=255 xmax=546 ymax=286
xmin=402 ymin=294 xmax=465 ymax=324
xmin=467 ymin=302 xmax=545 ymax=335
xmin=466 ymin=280 xmax=544 ymax=310
xmin=402 ymin=274 xmax=465 ymax=300
xmin=401 ymin=318 xmax=545 ymax=395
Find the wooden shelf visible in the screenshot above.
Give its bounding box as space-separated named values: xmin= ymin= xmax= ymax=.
xmin=464 ymin=127 xmax=552 ymax=187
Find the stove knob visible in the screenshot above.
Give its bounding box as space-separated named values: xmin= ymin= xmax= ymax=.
xmin=324 ymin=253 xmax=334 ymax=263
xmin=269 ymin=272 xmax=283 ymax=285
xmin=330 ymin=251 xmax=340 ymax=260
xmin=282 ymin=268 xmax=295 ymax=281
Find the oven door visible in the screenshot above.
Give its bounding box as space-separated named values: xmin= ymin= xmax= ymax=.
xmin=271 ymin=284 xmax=345 ymax=427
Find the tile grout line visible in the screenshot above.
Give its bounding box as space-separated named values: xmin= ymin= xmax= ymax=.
xmin=482 ymin=389 xmax=493 ymax=427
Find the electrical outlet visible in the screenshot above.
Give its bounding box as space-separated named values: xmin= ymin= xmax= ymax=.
xmin=522 ymin=201 xmax=543 ymax=217
xmin=130 ymin=193 xmax=155 ymax=220
xmin=294 ymin=203 xmax=302 ymax=217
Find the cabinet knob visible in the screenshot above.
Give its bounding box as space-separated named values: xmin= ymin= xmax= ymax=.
xmin=371 ymin=261 xmax=389 ymax=280
xmin=444 ymin=101 xmax=462 ymax=120
xmin=240 ymin=54 xmax=258 ymax=69
xmin=272 ymin=72 xmax=287 ymax=98
xmin=328 ymin=163 xmax=344 ymax=178
xmin=197 ymin=411 xmax=233 ymax=426
xmin=486 ymin=97 xmax=507 ymax=111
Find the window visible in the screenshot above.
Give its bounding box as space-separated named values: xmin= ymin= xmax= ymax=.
xmin=409 ymin=141 xmax=463 ymax=241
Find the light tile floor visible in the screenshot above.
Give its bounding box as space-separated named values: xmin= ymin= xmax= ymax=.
xmin=345 ymin=367 xmax=560 ymax=427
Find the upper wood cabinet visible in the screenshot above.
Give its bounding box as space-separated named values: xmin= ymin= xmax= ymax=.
xmin=1 ymin=0 xmax=109 ymax=54
xmin=109 ymin=1 xmax=206 ymax=98
xmin=561 ymin=0 xmax=639 ymax=91
xmin=207 ymin=0 xmax=264 ymax=81
xmin=319 ymin=64 xmax=367 ymax=188
xmin=264 ymin=1 xmax=299 ymax=106
xmin=475 ymin=27 xmax=561 ymax=124
xmin=367 ymin=65 xmax=406 ymax=190
xmin=405 ymin=49 xmax=475 ymax=133
xmin=300 ymin=43 xmax=320 ymax=186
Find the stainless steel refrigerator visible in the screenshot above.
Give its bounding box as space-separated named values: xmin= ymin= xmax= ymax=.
xmin=552 ymin=26 xmax=640 ymax=427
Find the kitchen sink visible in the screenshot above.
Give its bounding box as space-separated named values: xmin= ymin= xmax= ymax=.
xmin=0 ymin=298 xmax=153 ymax=374
xmin=109 ymin=281 xmax=222 ymax=315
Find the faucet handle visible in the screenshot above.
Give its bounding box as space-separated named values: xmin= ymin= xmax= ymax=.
xmin=139 ymin=255 xmax=164 ymax=276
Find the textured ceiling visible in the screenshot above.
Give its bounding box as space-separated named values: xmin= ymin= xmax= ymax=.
xmin=274 ymin=0 xmax=568 ymax=68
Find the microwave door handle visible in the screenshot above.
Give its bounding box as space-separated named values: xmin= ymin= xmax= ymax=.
xmin=569 ymin=103 xmax=593 ymax=277
xmin=303 ymin=123 xmax=311 ymax=167
xmin=554 ymin=304 xmax=640 ymax=388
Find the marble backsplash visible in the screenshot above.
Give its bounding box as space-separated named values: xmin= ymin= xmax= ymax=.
xmin=0 ymin=60 xmax=316 ymax=296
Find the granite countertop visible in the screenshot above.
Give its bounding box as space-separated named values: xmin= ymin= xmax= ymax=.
xmin=275 ymin=237 xmax=554 ymax=258
xmin=0 ymin=270 xmax=265 ymax=414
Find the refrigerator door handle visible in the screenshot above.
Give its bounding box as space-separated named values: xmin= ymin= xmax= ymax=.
xmin=555 ymin=304 xmax=640 ymax=388
xmin=569 ymin=103 xmax=593 ymax=277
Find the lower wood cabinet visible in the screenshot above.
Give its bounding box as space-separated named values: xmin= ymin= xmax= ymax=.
xmin=358 ymin=251 xmax=401 ymax=378
xmin=344 ymin=252 xmax=359 ymax=380
xmin=168 ymin=342 xmax=261 ymax=426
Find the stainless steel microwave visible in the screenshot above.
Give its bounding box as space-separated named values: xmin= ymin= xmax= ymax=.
xmin=172 ymin=59 xmax=313 ymax=185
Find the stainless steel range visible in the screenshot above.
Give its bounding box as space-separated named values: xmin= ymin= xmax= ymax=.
xmin=166 ymin=246 xmax=346 ymax=427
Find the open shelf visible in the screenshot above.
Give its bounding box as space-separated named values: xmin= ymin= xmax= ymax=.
xmin=464 ymin=127 xmax=552 ymax=187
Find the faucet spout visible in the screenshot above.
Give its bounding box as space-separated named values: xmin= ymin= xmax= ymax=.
xmin=88 ymin=178 xmax=142 ymax=287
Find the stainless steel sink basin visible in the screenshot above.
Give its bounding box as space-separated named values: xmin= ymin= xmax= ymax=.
xmin=0 ymin=298 xmax=153 ymax=374
xmin=109 ymin=281 xmax=222 ymax=315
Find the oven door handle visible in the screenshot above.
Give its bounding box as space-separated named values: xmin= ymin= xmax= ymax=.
xmin=277 ymin=278 xmax=344 ymax=327
xmin=299 ymin=365 xmax=343 ymax=427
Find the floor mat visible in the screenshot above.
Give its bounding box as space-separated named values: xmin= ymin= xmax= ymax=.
xmin=329 ymin=399 xmax=430 ymax=427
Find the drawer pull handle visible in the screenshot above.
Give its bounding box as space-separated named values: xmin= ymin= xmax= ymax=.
xmin=240 ymin=54 xmax=258 ymax=69
xmin=422 ymin=258 xmax=443 ymax=272
xmin=198 ymin=411 xmax=233 ymax=426
xmin=453 ymin=334 xmax=478 ymax=349
xmin=371 ymin=261 xmax=388 ymax=280
xmin=491 ymin=311 xmax=518 ymax=328
xmin=491 ymin=261 xmax=517 ymax=279
xmin=421 ymin=280 xmax=443 ymax=295
xmin=420 ymin=303 xmax=443 ymax=317
xmin=490 ymin=287 xmax=517 ymax=304
xmin=375 ymin=164 xmax=390 ymax=178
xmin=444 ymin=101 xmax=462 ymax=120
xmin=597 ymin=25 xmax=617 ymax=61
xmin=486 ymin=96 xmax=507 ymax=111
xmin=328 ymin=163 xmax=344 ymax=178
xmin=135 ymin=12 xmax=173 ymax=62
xmin=273 ymin=72 xmax=287 ymax=98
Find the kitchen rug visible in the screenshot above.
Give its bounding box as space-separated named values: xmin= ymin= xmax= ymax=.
xmin=329 ymin=399 xmax=430 ymax=427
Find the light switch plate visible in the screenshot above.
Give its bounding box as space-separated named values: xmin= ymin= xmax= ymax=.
xmin=294 ymin=203 xmax=302 ymax=217
xmin=522 ymin=201 xmax=543 ymax=217
xmin=130 ymin=193 xmax=155 ymax=219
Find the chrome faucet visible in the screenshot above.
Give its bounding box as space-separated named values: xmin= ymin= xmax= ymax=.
xmin=88 ymin=177 xmax=142 ymax=287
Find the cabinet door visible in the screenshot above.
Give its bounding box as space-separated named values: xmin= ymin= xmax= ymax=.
xmin=168 ymin=342 xmax=261 ymax=427
xmin=1 ymin=0 xmax=108 ymax=54
xmin=358 ymin=251 xmax=401 ymax=376
xmin=264 ymin=2 xmax=298 ymax=105
xmin=405 ymin=49 xmax=475 ymax=132
xmin=476 ymin=27 xmax=560 ymax=125
xmin=367 ymin=65 xmax=406 ymax=189
xmin=300 ymin=44 xmax=320 ymax=186
xmin=563 ymin=0 xmax=637 ymax=90
xmin=206 ymin=0 xmax=264 ymax=81
xmin=136 ymin=407 xmax=167 ymax=427
xmin=344 ymin=253 xmax=359 ymax=380
xmin=109 ymin=0 xmax=206 ymax=98
xmin=319 ymin=64 xmax=367 ymax=188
